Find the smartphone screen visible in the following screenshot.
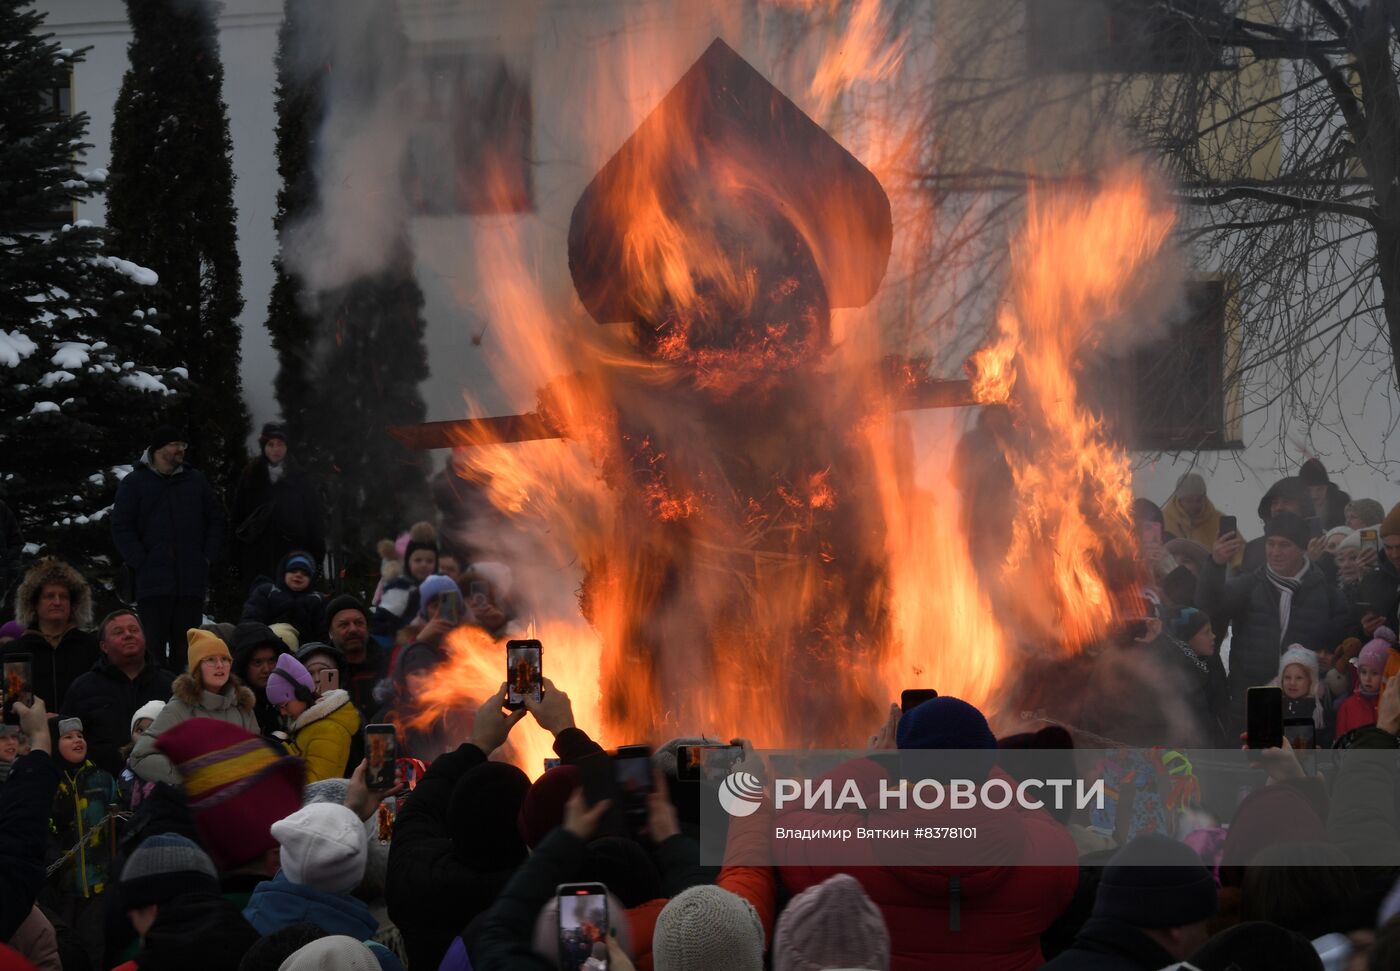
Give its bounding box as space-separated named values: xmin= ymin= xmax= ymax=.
xmin=1306 ymin=516 xmax=1324 ymax=539
xmin=1218 ymin=515 xmax=1237 ymax=537
xmin=676 ymin=744 xmax=743 ymax=781
xmin=468 ymin=580 xmax=490 ymax=609
xmin=506 ymin=640 xmax=543 ymax=709
xmin=577 ymin=751 xmax=617 ymax=807
xmin=613 ymin=745 xmax=653 ymax=812
xmin=364 ymin=724 xmax=398 ymax=789
xmin=557 ymin=882 xmax=608 ymax=971
xmin=1362 ymin=529 xmax=1380 ymax=550
xmin=901 ymin=688 xmax=939 ymax=714
xmin=436 ymin=589 xmax=462 ymax=625
xmin=313 ymin=667 xmax=340 ymax=694
xmin=3 ymin=656 xmax=33 ymax=725
xmin=1247 ymin=686 xmax=1284 ymax=749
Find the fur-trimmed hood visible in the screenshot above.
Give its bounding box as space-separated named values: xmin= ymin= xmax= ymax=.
xmin=171 ymin=672 xmax=257 ymax=712
xmin=14 ymin=557 xmax=93 ymax=630
xmin=289 ymin=688 xmax=353 ymax=731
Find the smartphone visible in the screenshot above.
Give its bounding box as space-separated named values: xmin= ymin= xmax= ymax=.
xmin=901 ymin=688 xmax=939 ymax=714
xmin=468 ymin=580 xmax=490 ymax=608
xmin=1284 ymin=717 xmax=1317 ymax=774
xmin=1306 ymin=515 xmax=1324 ymax=539
xmin=312 ymin=667 xmax=340 ymax=694
xmin=1362 ymin=528 xmax=1380 ymax=551
xmin=543 ymin=757 xmax=561 ymax=772
xmin=557 ymin=882 xmax=609 ymax=971
xmin=676 ymin=744 xmax=743 ymax=781
xmin=613 ymin=744 xmax=654 ymax=814
xmin=3 ymin=656 xmax=33 ymax=725
xmin=1246 ymin=686 xmax=1284 ymax=750
xmin=364 ymin=724 xmax=398 ymax=789
xmin=436 ymin=589 xmax=462 ymax=625
xmin=577 ymin=751 xmax=617 ymax=808
xmin=505 ymin=639 xmax=543 ymax=709
xmin=1218 ymin=515 xmax=1237 ymax=538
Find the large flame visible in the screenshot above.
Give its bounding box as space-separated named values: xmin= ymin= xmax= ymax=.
xmin=414 ymin=20 xmax=1175 ymax=776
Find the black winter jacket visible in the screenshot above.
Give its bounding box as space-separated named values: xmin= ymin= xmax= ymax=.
xmin=229 ymin=456 xmax=324 ymax=586
xmin=111 ymin=455 xmax=224 ymax=599
xmin=0 ymin=751 xmax=60 ymax=941
xmin=2 ymin=628 xmax=101 ymax=711
xmin=60 ymin=652 xmax=174 ymax=776
xmin=1039 ymin=916 xmax=1177 ymax=971
xmin=240 ymin=579 xmax=326 ymax=641
xmin=1197 ymin=558 xmax=1347 ymax=726
xmin=229 ymin=621 xmax=289 ymax=738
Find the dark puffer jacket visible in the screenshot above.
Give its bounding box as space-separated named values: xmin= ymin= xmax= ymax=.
xmin=60 ymin=652 xmax=174 ymax=776
xmin=111 ymin=453 xmax=225 ymax=600
xmin=229 ymin=621 xmax=291 ymax=739
xmin=1197 ymin=558 xmax=1348 ymax=728
xmin=240 ymin=551 xmax=327 ymax=639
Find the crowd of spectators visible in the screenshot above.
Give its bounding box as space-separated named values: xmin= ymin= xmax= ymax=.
xmin=0 ymin=423 xmax=1399 ymax=970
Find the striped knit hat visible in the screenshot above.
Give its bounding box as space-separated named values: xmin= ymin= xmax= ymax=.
xmin=154 ymin=718 xmax=305 ymax=870
xmin=120 ymin=833 xmax=219 ymax=908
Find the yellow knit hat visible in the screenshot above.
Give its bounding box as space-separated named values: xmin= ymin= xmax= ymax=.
xmin=186 ymin=628 xmax=232 ymax=672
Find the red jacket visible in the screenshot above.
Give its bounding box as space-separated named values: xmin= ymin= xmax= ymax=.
xmin=772 ymin=757 xmax=1078 ymax=971
xmin=1336 ymin=692 xmax=1380 ymax=737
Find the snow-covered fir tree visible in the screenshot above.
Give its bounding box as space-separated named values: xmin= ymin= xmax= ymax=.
xmin=1 ymin=0 xmax=184 ymax=574
xmin=106 ymin=0 xmax=249 ymax=491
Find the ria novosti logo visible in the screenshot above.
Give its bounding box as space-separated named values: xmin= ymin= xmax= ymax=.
xmin=717 ymin=771 xmax=765 ymax=817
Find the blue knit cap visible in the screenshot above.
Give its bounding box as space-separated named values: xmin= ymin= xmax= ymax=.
xmin=896 ymin=697 xmax=997 ymax=751
xmin=417 ymin=574 xmax=460 ymax=620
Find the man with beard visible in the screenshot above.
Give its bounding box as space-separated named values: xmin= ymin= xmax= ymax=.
xmin=323 ymin=596 xmax=384 ymax=724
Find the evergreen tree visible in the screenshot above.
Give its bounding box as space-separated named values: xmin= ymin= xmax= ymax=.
xmin=268 ymin=0 xmax=430 ymax=580
xmin=0 ymin=0 xmax=184 ymax=577
xmin=106 ymin=0 xmax=249 ymax=489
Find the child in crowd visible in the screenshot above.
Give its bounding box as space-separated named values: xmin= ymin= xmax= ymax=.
xmin=118 ymin=700 xmax=164 ymax=811
xmin=47 ymin=716 xmax=119 ymax=967
xmin=373 ymin=522 xmax=439 ymax=639
xmin=242 ymin=550 xmax=327 ymax=637
xmin=1275 ymin=645 xmax=1330 ymax=748
xmin=1336 ymin=627 xmax=1393 ymax=737
xmin=266 ymin=653 xmax=360 ymax=783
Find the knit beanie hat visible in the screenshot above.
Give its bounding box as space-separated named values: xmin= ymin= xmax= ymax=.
xmin=1187 ymin=920 xmax=1324 ymax=971
xmin=129 ymin=700 xmax=165 ymax=734
xmin=56 ymin=717 xmax=81 ymax=736
xmin=236 ymin=923 xmax=329 ymax=971
xmin=1278 ymin=644 xmax=1319 ymax=685
xmin=417 ymin=574 xmax=460 ymax=620
xmin=1298 ymin=458 xmax=1330 ymax=487
xmin=282 ymin=552 xmax=316 ymax=578
xmin=270 ymin=623 xmax=300 ymax=651
xmin=186 ymin=628 xmax=232 ymax=672
xmin=120 ymin=833 xmax=220 ymax=908
xmin=321 ymin=595 xmax=369 ymax=638
xmin=896 ymin=695 xmax=997 ymax=752
xmin=1172 ymin=607 xmax=1211 ymax=643
xmin=518 ymin=764 xmax=581 ymax=848
xmin=1173 ymin=472 xmax=1207 ymax=499
xmin=278 ymin=936 xmax=381 ymax=971
xmin=1093 ymin=834 xmax=1216 ymax=927
xmin=1347 ymin=498 xmax=1385 ymax=528
xmin=303 ymin=778 xmax=351 ymax=807
xmin=148 ymin=425 xmax=184 ymax=453
xmin=1383 ymin=502 xmax=1400 ymax=539
xmin=772 ymin=873 xmax=889 ymax=971
xmin=401 ymin=522 xmax=438 ymax=573
xmin=259 ymin=422 xmax=287 ymax=446
xmin=0 ymin=621 xmax=24 ymax=641
xmin=156 ymin=719 xmax=305 ymax=870
xmin=1357 ymin=627 xmax=1396 ymax=673
xmin=394 ymin=642 xmax=442 ymax=684
xmin=653 ymin=886 xmax=764 ymax=971
xmin=271 ymin=803 xmax=368 ymax=895
xmin=1331 ymin=527 xmax=1361 ymax=552
xmin=267 ymin=653 xmax=316 ymax=706
xmin=1263 ymin=511 xmax=1310 ymax=552
xmin=447 ymin=761 xmax=530 ymax=869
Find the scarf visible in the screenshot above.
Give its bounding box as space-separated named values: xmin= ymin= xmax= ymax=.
xmin=1266 ymin=559 xmax=1311 ymax=644
xmin=267 ymin=461 xmax=285 ymax=484
xmin=1170 ymin=636 xmax=1209 ymax=675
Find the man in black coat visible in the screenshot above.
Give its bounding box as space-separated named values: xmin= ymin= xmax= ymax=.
xmin=60 ymin=610 xmax=175 ymax=776
xmin=229 ymin=423 xmax=324 ymax=594
xmin=1041 ymin=835 xmax=1216 ymax=970
xmin=111 ymin=426 xmax=226 ymax=672
xmin=1198 ymin=511 xmax=1348 ymax=733
xmin=1239 ymin=476 xmax=1315 ymax=575
xmin=3 ymin=557 xmax=102 ymax=709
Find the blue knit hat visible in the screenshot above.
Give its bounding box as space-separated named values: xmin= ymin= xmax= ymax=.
xmin=417 ymin=574 xmax=460 ymax=620
xmin=896 ymin=696 xmax=997 ymax=751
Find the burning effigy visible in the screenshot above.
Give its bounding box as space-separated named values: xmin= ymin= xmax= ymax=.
xmin=393 ymin=34 xmax=1179 ymax=771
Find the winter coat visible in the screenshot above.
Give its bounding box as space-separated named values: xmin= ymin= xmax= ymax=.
xmin=1 ymin=629 xmax=100 ymax=713
xmin=773 ymin=758 xmax=1079 ymax=971
xmin=1196 ymin=558 xmax=1349 ymax=728
xmin=1336 ymin=692 xmax=1380 ymax=737
xmin=229 ymin=456 xmax=324 ymax=587
xmin=111 ymin=452 xmax=225 ymax=600
xmin=1327 ymin=726 xmax=1400 ymax=867
xmin=228 ymin=621 xmax=289 ymax=739
xmin=128 ymin=674 xmax=259 ymax=786
xmin=48 ymin=758 xmax=118 ymax=897
xmin=1162 ymin=495 xmax=1241 ymax=568
xmin=285 ymin=689 xmax=359 ymax=783
xmin=1039 ymin=916 xmax=1178 ymax=971
xmin=59 ymin=653 xmax=174 ymax=777
xmin=386 ymin=741 xmax=526 ymax=971
xmin=1152 ymin=636 xmax=1229 ymax=747
xmin=241 ymin=871 xmax=377 ymax=939
xmin=0 ymin=751 xmax=61 ymax=941
xmin=239 ymin=551 xmax=327 ymax=638
xmin=109 ymin=892 xmax=258 ymax=971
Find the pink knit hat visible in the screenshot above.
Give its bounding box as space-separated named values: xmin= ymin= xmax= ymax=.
xmin=1356 ymin=627 xmax=1397 ymax=673
xmin=772 ymin=873 xmax=890 ymax=971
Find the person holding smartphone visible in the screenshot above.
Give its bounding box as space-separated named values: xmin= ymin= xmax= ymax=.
xmin=393 ymin=575 xmax=463 ymax=653
xmin=1162 ymin=472 xmax=1243 ymax=567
